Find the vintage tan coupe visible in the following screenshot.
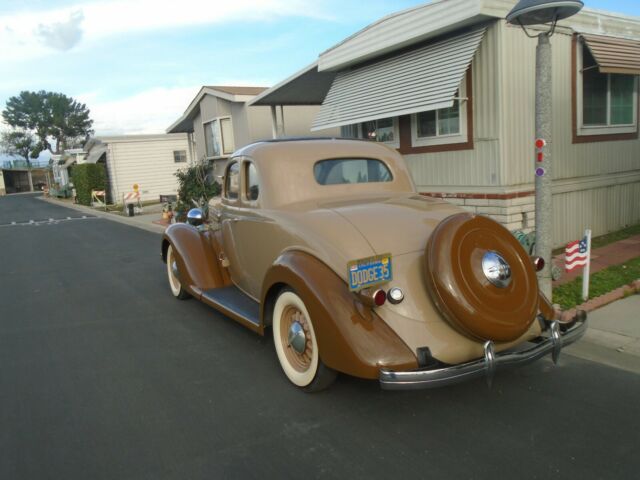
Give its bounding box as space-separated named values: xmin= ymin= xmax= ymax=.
xmin=162 ymin=138 xmax=587 ymax=391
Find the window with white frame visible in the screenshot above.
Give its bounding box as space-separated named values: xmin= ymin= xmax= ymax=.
xmin=341 ymin=117 xmax=399 ymax=147
xmin=411 ymin=81 xmax=468 ymax=147
xmin=578 ymin=43 xmax=638 ymax=136
xmin=204 ymin=117 xmax=235 ymax=158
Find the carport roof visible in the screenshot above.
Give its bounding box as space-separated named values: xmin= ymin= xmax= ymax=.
xmin=249 ymin=62 xmax=337 ymax=107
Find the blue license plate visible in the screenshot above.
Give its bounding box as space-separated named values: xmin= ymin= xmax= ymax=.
xmin=348 ymin=254 xmax=392 ymax=291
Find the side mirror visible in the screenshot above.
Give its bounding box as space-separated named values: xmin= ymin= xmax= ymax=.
xmin=187 ymin=208 xmax=204 ymax=226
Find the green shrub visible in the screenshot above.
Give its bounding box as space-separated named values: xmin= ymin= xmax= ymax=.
xmin=174 ymin=162 xmax=220 ymax=221
xmin=70 ymin=163 xmax=107 ymax=206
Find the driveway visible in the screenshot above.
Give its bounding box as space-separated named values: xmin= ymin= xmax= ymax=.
xmin=0 ymin=193 xmax=638 ymax=479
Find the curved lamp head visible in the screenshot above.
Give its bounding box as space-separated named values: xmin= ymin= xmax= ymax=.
xmin=506 ymin=0 xmax=583 ymax=26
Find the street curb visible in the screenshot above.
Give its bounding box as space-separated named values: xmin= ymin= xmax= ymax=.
xmin=560 ymin=279 xmax=640 ymax=322
xmin=37 ymin=196 xmax=166 ymax=235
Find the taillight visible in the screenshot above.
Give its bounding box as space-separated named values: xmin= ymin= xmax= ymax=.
xmin=373 ymin=289 xmax=387 ymax=306
xmin=359 ymin=288 xmax=387 ymax=307
xmin=532 ymin=256 xmax=545 ymax=271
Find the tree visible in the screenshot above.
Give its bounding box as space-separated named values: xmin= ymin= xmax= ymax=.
xmin=0 ymin=129 xmax=39 ymax=191
xmin=2 ymin=90 xmax=93 ymax=155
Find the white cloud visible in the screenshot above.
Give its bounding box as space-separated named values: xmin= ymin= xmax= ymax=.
xmin=0 ymin=0 xmax=333 ymax=62
xmin=36 ymin=10 xmax=84 ymax=51
xmin=77 ymin=86 xmax=200 ymax=135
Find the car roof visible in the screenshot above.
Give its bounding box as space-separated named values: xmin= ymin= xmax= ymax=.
xmin=229 ymin=138 xmax=416 ymax=209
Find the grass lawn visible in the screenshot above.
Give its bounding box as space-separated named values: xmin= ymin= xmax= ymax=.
xmin=552 ymin=256 xmax=640 ymax=309
xmin=552 ymin=223 xmax=640 ymax=255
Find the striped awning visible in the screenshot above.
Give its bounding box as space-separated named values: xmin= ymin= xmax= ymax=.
xmin=581 ymin=33 xmax=640 ymax=76
xmin=311 ymin=27 xmax=486 ymax=131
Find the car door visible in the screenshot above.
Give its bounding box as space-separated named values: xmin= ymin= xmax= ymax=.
xmin=220 ymin=159 xmax=271 ymax=300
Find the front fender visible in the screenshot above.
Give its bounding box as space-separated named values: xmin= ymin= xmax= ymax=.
xmin=261 ymin=250 xmax=418 ymax=379
xmin=162 ymin=223 xmax=229 ymax=295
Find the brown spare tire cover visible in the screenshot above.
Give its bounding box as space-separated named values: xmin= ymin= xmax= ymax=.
xmin=424 ymin=213 xmax=538 ymax=343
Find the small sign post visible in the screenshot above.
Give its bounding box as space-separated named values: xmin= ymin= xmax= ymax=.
xmin=581 ymin=229 xmax=592 ymax=301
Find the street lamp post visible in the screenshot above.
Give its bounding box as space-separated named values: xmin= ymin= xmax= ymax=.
xmin=506 ymin=0 xmax=583 ymax=298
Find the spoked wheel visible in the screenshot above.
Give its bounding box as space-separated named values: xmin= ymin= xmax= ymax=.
xmin=166 ymin=244 xmax=190 ymax=300
xmin=272 ymin=290 xmax=336 ymax=392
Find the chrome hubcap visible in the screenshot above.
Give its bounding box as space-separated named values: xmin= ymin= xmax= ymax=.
xmin=287 ymin=321 xmax=307 ymax=354
xmin=482 ymin=251 xmax=512 ymax=288
xmin=171 ymin=261 xmax=179 ymax=279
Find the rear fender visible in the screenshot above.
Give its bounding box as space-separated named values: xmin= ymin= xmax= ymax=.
xmin=261 ymin=250 xmax=418 ymax=379
xmin=162 ymin=223 xmax=230 ymax=295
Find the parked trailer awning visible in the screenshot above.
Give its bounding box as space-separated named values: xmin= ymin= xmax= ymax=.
xmin=581 ymin=33 xmax=640 ymax=75
xmin=311 ymin=27 xmax=486 ymax=131
xmin=85 ymin=144 xmax=107 ymax=164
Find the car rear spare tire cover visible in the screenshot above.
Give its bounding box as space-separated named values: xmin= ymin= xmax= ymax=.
xmin=424 ymin=213 xmax=539 ymax=342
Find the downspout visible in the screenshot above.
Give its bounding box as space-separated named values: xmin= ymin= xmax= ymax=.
xmin=106 ymin=144 xmax=121 ymax=205
xmin=279 ymin=105 xmax=285 ymax=137
xmin=270 ymin=105 xmax=278 ymax=139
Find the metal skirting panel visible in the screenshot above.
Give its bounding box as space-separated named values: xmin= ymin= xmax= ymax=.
xmin=552 ymin=180 xmax=640 ymax=247
xmin=312 ymin=27 xmax=487 ymax=131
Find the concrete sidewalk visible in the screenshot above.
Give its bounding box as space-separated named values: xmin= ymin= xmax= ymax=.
xmin=38 ymin=196 xmax=167 ymax=234
xmin=566 ymin=294 xmax=640 ymax=374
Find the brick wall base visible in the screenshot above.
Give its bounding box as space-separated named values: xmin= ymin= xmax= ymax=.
xmin=421 ymin=191 xmax=536 ymax=233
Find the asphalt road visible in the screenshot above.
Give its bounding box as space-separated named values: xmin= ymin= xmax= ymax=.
xmin=1 ymin=193 xmax=638 ymax=480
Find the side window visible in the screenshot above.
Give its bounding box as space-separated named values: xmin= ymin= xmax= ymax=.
xmin=581 ymin=44 xmax=637 ymax=128
xmin=224 ymin=161 xmax=240 ymax=200
xmin=245 ymin=162 xmax=259 ymax=201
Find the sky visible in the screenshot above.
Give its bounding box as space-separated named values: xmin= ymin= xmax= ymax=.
xmin=0 ymin=0 xmax=639 ymax=145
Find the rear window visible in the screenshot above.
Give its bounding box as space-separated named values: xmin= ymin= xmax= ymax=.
xmin=314 ymin=158 xmax=392 ymax=185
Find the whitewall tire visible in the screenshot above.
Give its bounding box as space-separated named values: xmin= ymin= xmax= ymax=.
xmin=272 ymin=289 xmax=336 ymax=391
xmin=166 ymin=245 xmax=190 ymax=300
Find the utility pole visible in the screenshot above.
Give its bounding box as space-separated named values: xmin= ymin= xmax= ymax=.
xmin=535 ymin=32 xmax=552 ymax=297
xmin=506 ymin=0 xmax=584 ymax=299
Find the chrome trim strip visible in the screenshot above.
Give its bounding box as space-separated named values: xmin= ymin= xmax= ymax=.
xmin=379 ymin=316 xmax=587 ymax=390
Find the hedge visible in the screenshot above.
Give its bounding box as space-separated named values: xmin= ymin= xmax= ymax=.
xmin=70 ymin=163 xmax=107 ymax=206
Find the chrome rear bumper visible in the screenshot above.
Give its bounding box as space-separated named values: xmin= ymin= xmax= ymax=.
xmin=379 ymin=315 xmax=587 ymax=390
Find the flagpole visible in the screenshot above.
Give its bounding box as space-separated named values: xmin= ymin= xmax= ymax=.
xmin=582 ymin=228 xmax=592 ymax=301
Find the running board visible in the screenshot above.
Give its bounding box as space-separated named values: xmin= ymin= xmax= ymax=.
xmin=200 ymin=286 xmax=261 ymax=332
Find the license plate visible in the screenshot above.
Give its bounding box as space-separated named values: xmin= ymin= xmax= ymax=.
xmin=348 ymin=254 xmax=392 ymax=291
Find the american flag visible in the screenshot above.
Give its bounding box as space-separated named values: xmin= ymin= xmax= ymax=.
xmin=565 ymin=236 xmax=589 ymax=271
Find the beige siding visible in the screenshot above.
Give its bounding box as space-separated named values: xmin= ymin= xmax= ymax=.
xmin=282 ymin=106 xmax=340 ymax=138
xmin=192 ymin=111 xmax=206 ymax=162
xmin=500 ymin=21 xmax=640 ymax=242
xmin=106 ymin=134 xmax=191 ymax=203
xmin=246 ymin=105 xmax=340 ymax=144
xmin=199 ymin=95 xmax=219 ymax=122
xmin=406 ymin=21 xmax=503 ymax=190
xmin=247 ymin=106 xmax=274 ymax=143
xmin=501 ymin=23 xmax=640 ymax=187
xmin=231 ymin=102 xmax=251 ymax=147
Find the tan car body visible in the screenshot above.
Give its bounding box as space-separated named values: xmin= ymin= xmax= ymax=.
xmin=162 ymin=138 xmax=582 ymax=387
